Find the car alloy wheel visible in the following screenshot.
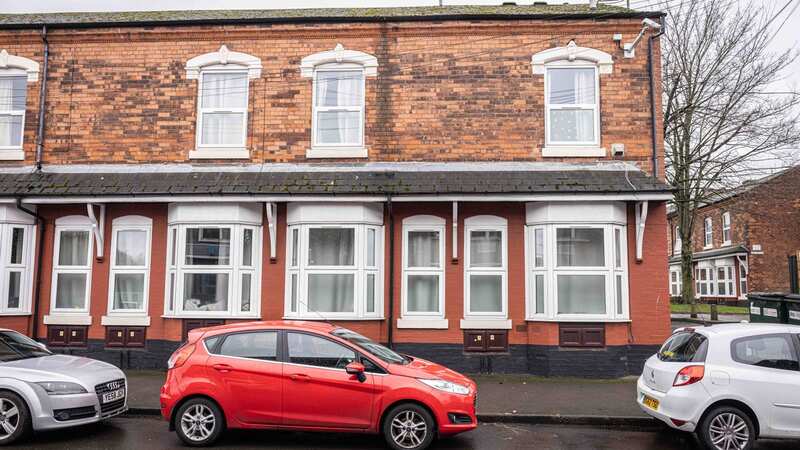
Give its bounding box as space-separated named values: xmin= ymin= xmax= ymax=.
xmin=0 ymin=398 xmax=20 ymax=441
xmin=390 ymin=410 xmax=428 ymax=449
xmin=708 ymin=412 xmax=749 ymax=450
xmin=180 ymin=404 xmax=216 ymax=442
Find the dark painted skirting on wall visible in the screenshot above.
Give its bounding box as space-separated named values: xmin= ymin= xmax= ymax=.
xmin=43 ymin=339 xmax=657 ymax=377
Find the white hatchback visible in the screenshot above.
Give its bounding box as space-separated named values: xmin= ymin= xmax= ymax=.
xmin=638 ymin=323 xmax=800 ymax=450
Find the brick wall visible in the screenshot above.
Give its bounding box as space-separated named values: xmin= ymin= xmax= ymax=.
xmin=0 ymin=18 xmax=662 ymax=171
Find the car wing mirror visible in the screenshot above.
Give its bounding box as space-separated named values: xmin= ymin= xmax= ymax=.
xmin=345 ymin=362 xmax=366 ymax=382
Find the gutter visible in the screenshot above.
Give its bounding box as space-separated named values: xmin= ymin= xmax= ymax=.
xmin=386 ymin=194 xmax=395 ymax=349
xmin=15 ymin=198 xmax=44 ymax=341
xmin=647 ymin=20 xmax=665 ymax=180
xmin=34 ymin=24 xmax=49 ymax=172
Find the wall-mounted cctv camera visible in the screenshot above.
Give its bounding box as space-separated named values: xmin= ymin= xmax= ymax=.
xmin=642 ymin=18 xmax=662 ymax=30
xmin=624 ymin=18 xmax=663 ymax=58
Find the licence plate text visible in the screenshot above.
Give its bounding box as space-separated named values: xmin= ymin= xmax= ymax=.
xmin=643 ymin=395 xmax=659 ymax=411
xmin=102 ymin=388 xmax=125 ymax=404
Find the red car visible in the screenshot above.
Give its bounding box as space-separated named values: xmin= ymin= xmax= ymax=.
xmin=160 ymin=321 xmax=477 ymax=449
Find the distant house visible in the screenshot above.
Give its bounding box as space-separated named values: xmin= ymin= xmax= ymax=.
xmin=667 ymin=166 xmax=800 ymax=303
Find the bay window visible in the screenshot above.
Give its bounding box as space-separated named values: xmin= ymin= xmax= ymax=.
xmin=695 ymin=267 xmax=714 ymax=297
xmin=400 ymin=215 xmax=446 ymax=328
xmin=0 ymin=207 xmax=35 ymax=314
xmin=51 ymin=216 xmax=94 ymax=314
xmin=107 ymin=216 xmax=151 ymax=317
xmin=526 ymin=202 xmax=628 ymax=321
xmin=165 ymin=203 xmax=261 ymax=318
xmin=669 ymin=267 xmax=682 ymax=297
xmin=464 ymin=216 xmax=507 ymax=320
xmin=285 ymin=203 xmax=383 ymax=320
xmin=716 ymin=265 xmax=735 ymax=297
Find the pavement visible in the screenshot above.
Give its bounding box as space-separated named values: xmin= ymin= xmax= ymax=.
xmin=670 ymin=313 xmax=749 ymax=324
xmin=8 ymin=416 xmax=800 ymax=450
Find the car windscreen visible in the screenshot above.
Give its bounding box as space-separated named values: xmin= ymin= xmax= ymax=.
xmin=331 ymin=328 xmax=409 ymax=365
xmin=658 ymin=331 xmax=708 ymax=363
xmin=0 ymin=331 xmax=52 ymax=362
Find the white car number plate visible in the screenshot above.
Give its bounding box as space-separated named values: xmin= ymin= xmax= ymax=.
xmin=102 ymin=388 xmax=125 ymax=404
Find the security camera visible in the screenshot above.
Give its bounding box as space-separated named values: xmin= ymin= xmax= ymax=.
xmin=642 ymin=18 xmax=662 ymax=30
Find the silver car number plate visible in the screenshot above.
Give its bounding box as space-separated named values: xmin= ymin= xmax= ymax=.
xmin=102 ymin=388 xmax=125 ymax=404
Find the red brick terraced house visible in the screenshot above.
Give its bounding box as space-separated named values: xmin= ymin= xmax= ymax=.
xmin=667 ymin=166 xmax=800 ymax=305
xmin=0 ymin=4 xmax=672 ymax=377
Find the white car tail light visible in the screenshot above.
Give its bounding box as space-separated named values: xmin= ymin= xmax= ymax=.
xmin=673 ymin=365 xmax=704 ymax=387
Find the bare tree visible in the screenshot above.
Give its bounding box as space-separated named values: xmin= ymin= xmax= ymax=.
xmin=662 ymin=0 xmax=800 ymax=316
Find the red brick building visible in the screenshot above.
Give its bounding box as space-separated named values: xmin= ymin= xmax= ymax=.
xmin=667 ymin=166 xmax=800 ymax=304
xmin=0 ymin=4 xmax=672 ymax=376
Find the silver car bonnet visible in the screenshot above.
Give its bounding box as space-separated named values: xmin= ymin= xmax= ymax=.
xmin=0 ymin=354 xmax=124 ymax=389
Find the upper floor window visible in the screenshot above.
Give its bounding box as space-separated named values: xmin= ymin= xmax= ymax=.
xmin=722 ymin=212 xmax=731 ymax=245
xmin=107 ymin=216 xmax=152 ymax=316
xmin=301 ymin=44 xmax=378 ymax=159
xmin=0 ymin=205 xmax=36 ymax=315
xmin=185 ymin=45 xmax=262 ymax=160
xmin=0 ymin=50 xmax=39 ymax=161
xmin=704 ymin=217 xmax=713 ymax=248
xmin=673 ymin=225 xmax=682 ymax=254
xmin=532 ymin=41 xmax=612 ymax=158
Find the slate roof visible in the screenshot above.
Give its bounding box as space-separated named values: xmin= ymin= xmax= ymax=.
xmin=0 ymin=5 xmax=660 ymax=29
xmin=0 ymin=168 xmax=671 ymax=198
xmin=669 ymin=245 xmax=748 ymax=264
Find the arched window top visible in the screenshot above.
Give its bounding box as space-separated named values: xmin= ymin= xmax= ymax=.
xmin=531 ymin=41 xmax=613 ymax=75
xmin=112 ymin=215 xmax=153 ymax=227
xmin=185 ymin=45 xmax=262 ymax=80
xmin=55 ymin=215 xmax=93 ymax=227
xmin=300 ymin=44 xmax=378 ymax=78
xmin=465 ymin=215 xmax=508 ymax=227
xmin=0 ymin=50 xmax=39 ymax=82
xmin=403 ymin=215 xmax=445 ymax=227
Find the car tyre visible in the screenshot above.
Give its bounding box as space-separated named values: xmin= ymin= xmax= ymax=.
xmin=698 ymin=406 xmax=756 ymax=450
xmin=382 ymin=403 xmax=436 ymax=450
xmin=175 ymin=398 xmax=224 ymax=447
xmin=0 ymin=391 xmax=32 ymax=446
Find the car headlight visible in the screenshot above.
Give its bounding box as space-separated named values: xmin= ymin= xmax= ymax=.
xmin=35 ymin=381 xmax=88 ymax=395
xmin=418 ymin=379 xmax=470 ymax=395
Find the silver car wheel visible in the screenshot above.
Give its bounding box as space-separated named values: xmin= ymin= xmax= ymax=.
xmin=180 ymin=404 xmax=216 ymax=442
xmin=708 ymin=412 xmax=750 ymax=450
xmin=0 ymin=398 xmax=20 ymax=441
xmin=390 ymin=410 xmax=428 ymax=449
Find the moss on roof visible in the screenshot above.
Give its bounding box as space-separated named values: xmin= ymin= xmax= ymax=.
xmin=0 ymin=4 xmax=660 ymax=28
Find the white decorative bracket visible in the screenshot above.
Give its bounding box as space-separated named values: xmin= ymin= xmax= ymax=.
xmin=86 ymin=203 xmax=106 ymax=260
xmin=185 ymin=45 xmax=263 ymax=80
xmin=635 ymin=201 xmax=649 ymax=262
xmin=736 ymin=254 xmax=748 ymax=275
xmin=452 ymin=201 xmax=459 ymax=262
xmin=531 ymin=40 xmax=614 ymax=75
xmin=300 ymin=43 xmax=379 ymax=78
xmin=266 ymin=202 xmax=277 ymax=261
xmin=0 ymin=49 xmax=40 ymax=82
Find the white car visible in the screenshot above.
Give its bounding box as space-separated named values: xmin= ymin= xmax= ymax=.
xmin=638 ymin=323 xmax=800 ymax=450
xmin=0 ymin=328 xmax=128 ymax=445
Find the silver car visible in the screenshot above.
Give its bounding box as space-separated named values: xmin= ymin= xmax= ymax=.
xmin=0 ymin=328 xmax=128 ymax=445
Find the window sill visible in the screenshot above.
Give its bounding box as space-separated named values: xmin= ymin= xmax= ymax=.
xmin=527 ymin=317 xmax=631 ymax=323
xmin=0 ymin=311 xmax=31 ymax=316
xmin=101 ymin=315 xmax=151 ymax=327
xmin=306 ymin=146 xmax=368 ymax=159
xmin=460 ymin=318 xmax=512 ymax=330
xmin=703 ymin=245 xmax=713 ymax=250
xmin=541 ymin=146 xmax=605 ymax=157
xmin=161 ymin=313 xmax=260 ymax=320
xmin=397 ymin=318 xmax=449 ymax=329
xmin=722 ymin=242 xmax=732 ymax=247
xmin=43 ymin=314 xmax=92 ymax=326
xmin=283 ymin=316 xmax=384 ymax=321
xmin=189 ymin=148 xmax=250 ymax=160
xmin=0 ymin=148 xmax=24 ymax=161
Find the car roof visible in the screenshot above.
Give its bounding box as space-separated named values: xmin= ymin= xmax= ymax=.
xmin=196 ymin=320 xmax=340 ymax=337
xmin=692 ymin=322 xmax=800 ymax=338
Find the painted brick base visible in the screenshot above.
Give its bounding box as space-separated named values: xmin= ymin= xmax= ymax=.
xmin=45 ymin=339 xmax=181 ymax=371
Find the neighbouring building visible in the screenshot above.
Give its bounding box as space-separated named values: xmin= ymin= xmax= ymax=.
xmin=0 ymin=4 xmax=672 ymax=377
xmin=667 ymin=166 xmax=800 ymax=304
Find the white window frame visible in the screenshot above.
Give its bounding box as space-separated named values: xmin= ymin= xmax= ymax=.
xmin=164 ymin=223 xmax=261 ymax=319
xmin=669 ymin=266 xmax=682 ymax=297
xmin=715 ymin=265 xmax=736 ymax=298
xmin=738 ymin=260 xmax=748 ymax=299
xmin=704 ymin=217 xmax=713 ymax=249
xmin=401 ymin=215 xmax=446 ymax=324
xmin=544 ymin=64 xmax=601 ymax=149
xmin=0 ymin=51 xmax=38 ymax=161
xmin=51 ymin=216 xmax=94 ymax=315
xmin=695 ymin=267 xmax=715 ymax=298
xmin=673 ymin=225 xmax=682 ymax=255
xmin=463 ymin=216 xmax=508 ymax=320
xmin=722 ymin=212 xmax=732 ymax=246
xmin=195 ymin=69 xmax=249 ymax=153
xmin=285 ymin=222 xmax=383 ymax=320
xmin=0 ymin=222 xmax=35 ymax=315
xmin=311 ymin=65 xmax=366 ymax=153
xmin=106 ymin=216 xmax=152 ymax=317
xmin=0 ymin=72 xmax=26 ymax=155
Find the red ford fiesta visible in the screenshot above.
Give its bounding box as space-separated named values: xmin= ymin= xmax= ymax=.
xmin=160 ymin=321 xmax=477 ymax=449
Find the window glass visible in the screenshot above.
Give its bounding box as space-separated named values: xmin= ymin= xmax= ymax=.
xmin=290 ymin=273 xmax=298 ymax=312
xmin=115 ymin=230 xmax=147 ymax=266
xmin=204 ymin=336 xmax=221 ymax=352
xmin=201 ymin=112 xmax=244 ymax=146
xmin=332 ymin=328 xmax=409 ymax=365
xmin=549 ymin=110 xmax=594 ymax=142
xmin=291 ymin=228 xmax=299 ymax=267
xmin=218 ymin=332 xmax=278 ymax=361
xmin=732 ymin=335 xmax=799 ymax=371
xmin=183 ymin=273 xmax=229 ymax=311
xmin=10 ymin=227 xmax=24 ymax=264
xmin=0 ymin=76 xmax=26 ymax=147
xmin=308 ymin=228 xmax=354 ymax=266
xmin=534 ymin=228 xmax=544 ymax=267
xmin=287 ymin=332 xmax=356 ymax=369
xmin=658 ymin=332 xmax=708 ymax=362
xmin=240 ymin=273 xmax=251 ymax=312
xmin=614 ymin=228 xmax=622 ymax=268
xmin=557 ymin=228 xmax=604 ymax=267
xmin=408 ymin=231 xmax=440 ymax=268
xmin=308 ymin=274 xmax=354 ymax=313
xmin=407 ymin=274 xmax=439 ymax=313
xmin=58 ymin=231 xmax=90 ymax=266
xmin=201 ymin=73 xmax=247 ymax=108
xmin=170 ymin=228 xmax=177 ymax=266
xmin=549 ymin=68 xmax=596 ymax=104
xmin=185 ymin=228 xmax=231 ymax=265
xmin=366 ymin=228 xmax=376 ymax=267
xmin=557 ymin=274 xmax=606 ymax=314
xmin=470 ymin=231 xmax=502 ymax=267
xmin=469 ymin=274 xmax=503 ymax=313
xmin=113 ymin=273 xmax=145 ymax=310
xmin=7 ymin=272 xmax=21 ymax=309
xmin=315 ymin=71 xmax=363 ymax=107
xmin=242 ymin=228 xmax=253 ymax=266
xmin=55 ymin=273 xmax=87 ymax=309
xmin=534 ymin=274 xmax=545 ymax=314
xmin=366 ymin=273 xmax=375 ymax=313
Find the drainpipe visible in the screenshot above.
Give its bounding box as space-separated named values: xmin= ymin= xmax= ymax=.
xmin=647 ymin=22 xmax=665 ymax=180
xmin=16 ymin=198 xmax=45 ymax=340
xmin=386 ymin=195 xmax=395 ymax=349
xmin=35 ymin=25 xmax=49 ymax=172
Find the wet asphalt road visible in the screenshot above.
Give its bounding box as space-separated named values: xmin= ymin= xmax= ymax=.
xmin=7 ymin=417 xmax=800 ymax=450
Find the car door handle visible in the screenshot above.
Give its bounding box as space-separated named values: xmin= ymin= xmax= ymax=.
xmin=212 ymin=364 xmax=233 ymax=373
xmin=290 ymin=373 xmax=311 ymax=382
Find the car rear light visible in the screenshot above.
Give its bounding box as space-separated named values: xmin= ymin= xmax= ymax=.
xmin=167 ymin=344 xmax=196 ymax=370
xmin=670 ymin=418 xmax=687 ymax=427
xmin=673 ymin=365 xmax=704 ymax=387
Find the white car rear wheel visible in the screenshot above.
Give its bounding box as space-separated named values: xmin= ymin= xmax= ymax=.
xmin=699 ymin=406 xmax=756 ymax=450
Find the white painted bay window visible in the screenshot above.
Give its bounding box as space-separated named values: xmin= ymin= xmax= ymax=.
xmin=51 ymin=216 xmax=93 ymax=315
xmin=285 ymin=203 xmax=383 ymax=320
xmin=0 ymin=206 xmax=36 ymax=314
xmin=525 ymin=202 xmax=628 ymax=321
xmin=399 ymin=215 xmax=447 ymax=329
xmin=716 ymin=265 xmax=735 ymax=297
xmin=669 ymin=266 xmax=682 ymax=297
xmin=462 ymin=216 xmax=508 ymax=329
xmin=104 ymin=216 xmax=151 ymax=324
xmin=695 ymin=266 xmax=714 ymax=297
xmin=165 ymin=203 xmax=261 ymax=318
